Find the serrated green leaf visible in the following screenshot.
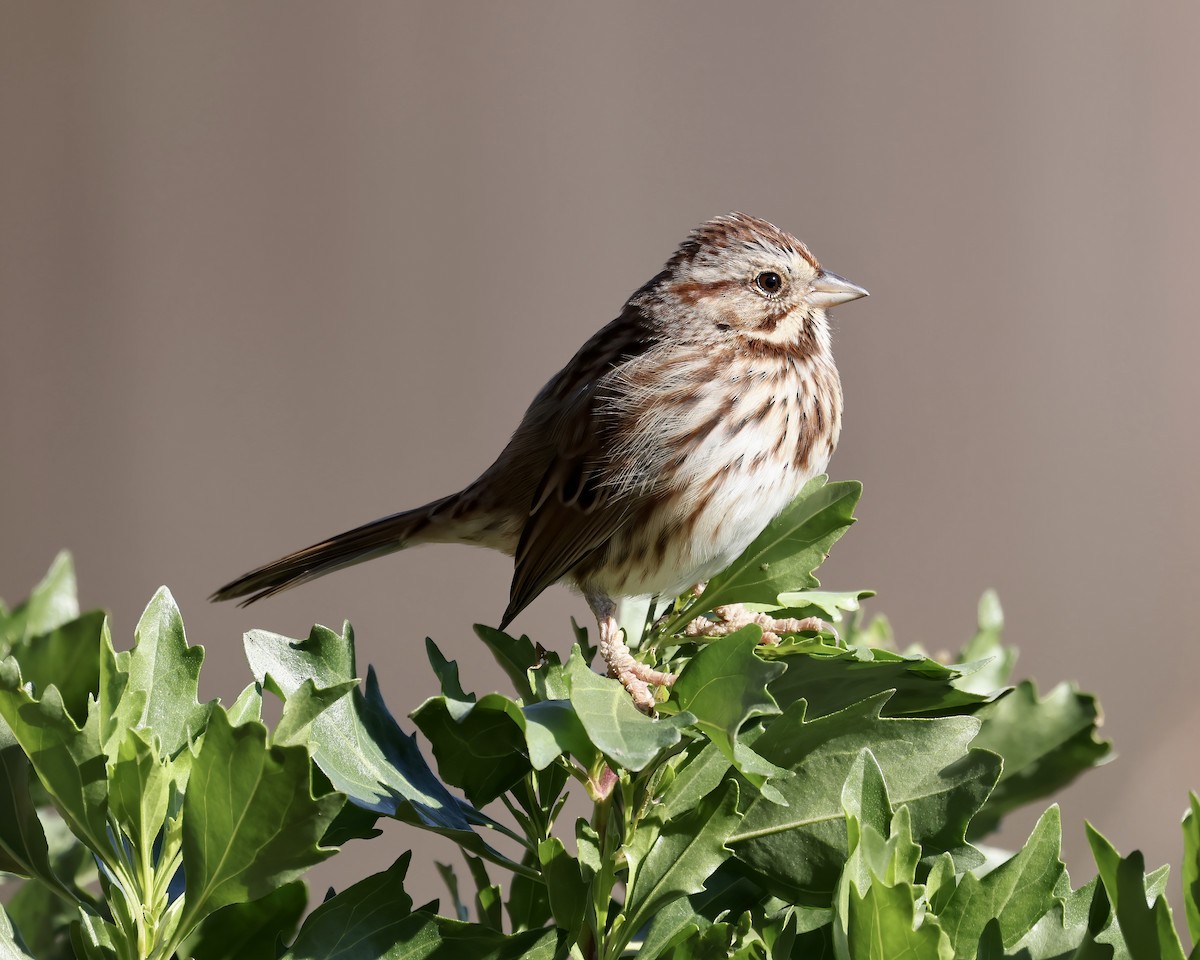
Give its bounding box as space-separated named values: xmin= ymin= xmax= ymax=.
xmin=0 ymin=660 xmax=110 ymax=860
xmin=768 ymin=643 xmax=989 ymax=719
xmin=472 ymin=626 xmax=536 ymax=700
xmin=623 ymin=781 xmax=742 ymax=954
xmin=658 ymin=740 xmax=733 ymax=823
xmin=773 ymin=590 xmax=874 ymax=623
xmin=177 ymin=881 xmax=307 ymax=960
xmin=1182 ymin=793 xmax=1200 ymax=946
xmin=177 ymin=708 xmax=340 ymax=935
xmin=243 ymin=624 xmax=503 ymax=843
xmin=1 ymin=552 xmax=78 ymax=648
xmin=283 ymin=853 xmax=415 ymax=958
xmin=285 ymin=855 xmax=555 ymax=960
xmin=732 ymin=695 xmax=999 ymax=902
xmin=412 ymin=691 xmax=530 ymax=807
xmin=10 ymin=611 xmax=104 ymax=726
xmin=846 ymin=877 xmax=954 ymax=960
xmin=939 ymin=806 xmax=1066 ymax=957
xmin=971 ymin=683 xmax=1111 ymax=837
xmin=1001 ymin=877 xmax=1114 ymax=960
xmin=564 ymin=651 xmax=693 ymax=772
xmin=270 ymin=678 xmax=356 ymax=748
xmin=1086 ymin=830 xmax=1187 ymax=960
xmin=841 ymin=749 xmax=892 ymax=845
xmin=673 ymin=627 xmax=787 ymax=801
xmin=663 ymin=477 xmax=860 ymax=634
xmin=119 ymin=588 xmax=212 ymax=759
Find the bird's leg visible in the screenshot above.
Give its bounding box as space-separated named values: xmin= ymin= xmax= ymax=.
xmin=587 ymin=592 xmax=676 ymax=713
xmin=684 ymin=589 xmax=838 ymax=646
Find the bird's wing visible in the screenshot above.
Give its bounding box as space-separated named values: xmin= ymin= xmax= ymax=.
xmin=500 ymin=310 xmax=659 ymax=626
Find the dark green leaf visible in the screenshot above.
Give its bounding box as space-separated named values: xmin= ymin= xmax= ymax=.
xmin=623 ymin=782 xmax=742 ymax=952
xmin=178 ymin=881 xmax=308 ymax=960
xmin=732 ymin=695 xmax=999 ymax=902
xmin=244 ymin=624 xmax=505 ymax=850
xmin=539 ymin=838 xmax=586 ymax=940
xmin=178 ymin=709 xmax=341 ymax=934
xmin=970 ymin=683 xmax=1111 ymax=838
xmin=10 ymin=611 xmax=104 ymax=726
xmin=768 ymin=642 xmax=988 ymax=719
xmin=673 ymin=627 xmax=787 ymax=801
xmin=0 ymin=742 xmax=55 ymax=883
xmin=412 ymin=681 xmax=530 ymax=807
xmin=520 ymin=699 xmax=598 ymax=770
xmin=473 ymin=626 xmax=536 ymax=700
xmin=0 ymin=660 xmax=110 ymax=859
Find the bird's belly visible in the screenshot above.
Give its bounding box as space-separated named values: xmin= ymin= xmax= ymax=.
xmin=588 ymin=440 xmax=830 ymax=602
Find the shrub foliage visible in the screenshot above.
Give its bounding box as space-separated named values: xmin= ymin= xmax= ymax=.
xmin=1 ymin=478 xmax=1197 ymax=959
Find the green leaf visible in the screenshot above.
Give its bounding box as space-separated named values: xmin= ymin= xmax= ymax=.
xmin=845 ymin=877 xmax=953 ymax=960
xmin=0 ymin=660 xmax=111 ymax=860
xmin=285 ymin=855 xmax=556 ymax=959
xmin=0 ymin=740 xmax=56 ymax=884
xmin=939 ymin=806 xmax=1066 ymax=957
xmin=954 ymin=591 xmax=1016 ymax=695
xmin=177 ymin=708 xmax=341 ymax=936
xmin=520 ymin=699 xmax=597 ymax=770
xmin=673 ymin=627 xmax=788 ymax=801
xmin=841 ymin=749 xmax=893 ymax=848
xmin=283 ymin=854 xmax=415 ymax=958
xmin=107 ymin=728 xmax=172 ymax=867
xmin=473 ymin=625 xmax=537 ymax=700
xmin=10 ymin=611 xmax=105 ymax=726
xmin=412 ymin=640 xmax=531 ymax=806
xmin=663 ymin=477 xmax=860 ymax=632
xmin=0 ymin=904 xmax=37 ymax=959
xmin=1182 ymin=793 xmax=1200 ymax=946
xmin=539 ymin=838 xmax=587 ymax=940
xmin=623 ymin=781 xmax=743 ymax=953
xmin=773 ymin=590 xmax=874 ymax=623
xmin=243 ymin=624 xmax=503 ymax=846
xmin=177 ymin=881 xmax=307 ymax=960
xmin=504 ymin=856 xmax=553 ymax=934
xmin=1086 ymin=827 xmax=1187 ymax=960
xmin=0 ymin=552 xmax=78 ymax=648
xmin=564 ymin=650 xmax=693 ymax=772
xmin=970 ymin=682 xmax=1111 ymax=837
xmin=732 ymin=695 xmax=999 ymax=901
xmin=270 ymin=678 xmax=356 ymax=748
xmin=768 ymin=642 xmax=989 ymax=719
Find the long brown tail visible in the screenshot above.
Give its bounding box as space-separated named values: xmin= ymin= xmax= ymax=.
xmin=210 ymin=494 xmax=457 ymax=606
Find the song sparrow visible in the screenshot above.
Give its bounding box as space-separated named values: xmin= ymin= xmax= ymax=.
xmin=212 ymin=213 xmax=867 ymax=710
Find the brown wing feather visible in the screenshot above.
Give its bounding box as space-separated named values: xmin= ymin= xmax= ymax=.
xmin=498 ymin=306 xmax=660 ymax=626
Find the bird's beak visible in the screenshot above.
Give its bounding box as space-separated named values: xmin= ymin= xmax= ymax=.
xmin=807 ymin=271 xmax=869 ymax=309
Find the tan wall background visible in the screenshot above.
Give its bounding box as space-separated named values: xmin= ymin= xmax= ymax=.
xmin=2 ymin=2 xmax=1198 ymax=911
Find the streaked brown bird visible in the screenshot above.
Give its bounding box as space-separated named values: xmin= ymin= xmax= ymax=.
xmin=212 ymin=214 xmax=868 ymax=710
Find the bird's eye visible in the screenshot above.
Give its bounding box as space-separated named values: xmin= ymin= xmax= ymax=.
xmin=755 ymin=271 xmax=783 ymax=295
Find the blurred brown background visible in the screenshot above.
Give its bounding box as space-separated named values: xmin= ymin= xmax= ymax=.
xmin=2 ymin=2 xmax=1197 ymax=909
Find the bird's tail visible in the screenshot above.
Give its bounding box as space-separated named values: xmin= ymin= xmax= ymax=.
xmin=210 ymin=493 xmax=461 ymax=606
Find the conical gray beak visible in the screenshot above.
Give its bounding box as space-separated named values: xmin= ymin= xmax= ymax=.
xmin=808 ymin=271 xmax=869 ymax=309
